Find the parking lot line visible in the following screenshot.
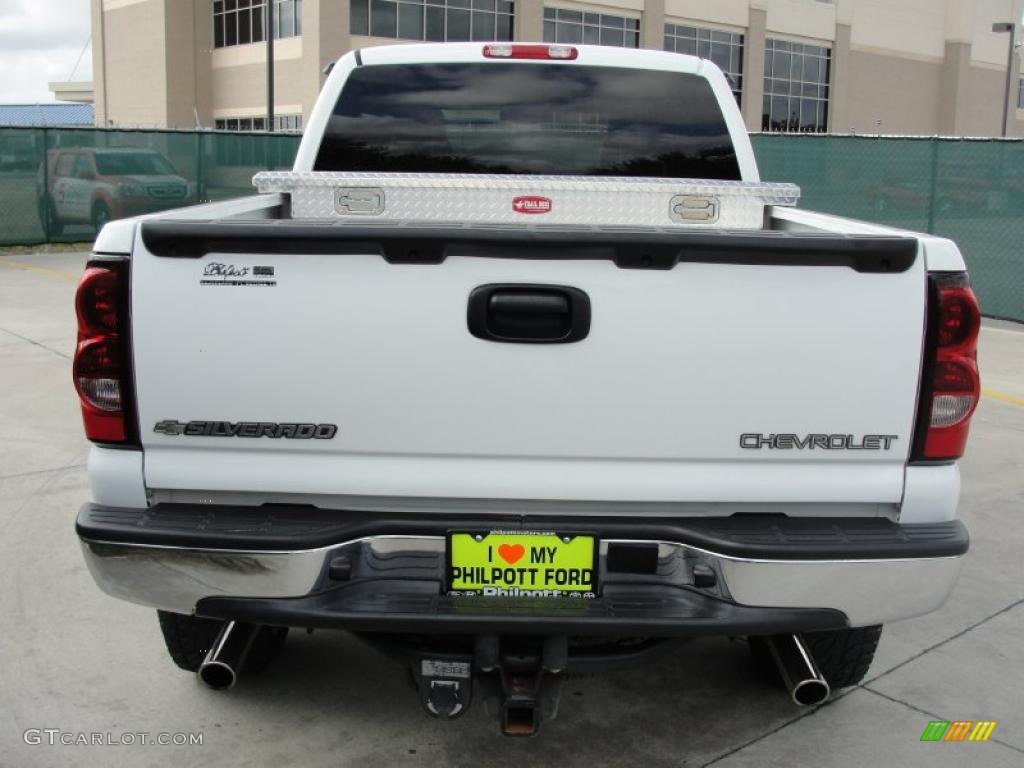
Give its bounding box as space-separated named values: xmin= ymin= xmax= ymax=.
xmin=0 ymin=255 xmax=79 ymax=282
xmin=982 ymin=388 xmax=1024 ymax=407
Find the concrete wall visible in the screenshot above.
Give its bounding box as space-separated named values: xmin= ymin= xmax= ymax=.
xmin=764 ymin=0 xmax=835 ymax=43
xmin=95 ymin=0 xmax=169 ymax=127
xmin=548 ymin=0 xmax=644 ymax=12
xmin=969 ymin=0 xmax=1024 ymax=67
xmin=740 ymin=6 xmax=766 ymax=131
xmin=164 ymin=0 xmax=200 ymax=128
xmin=93 ymin=0 xmax=208 ymax=128
xmin=300 ymin=0 xmax=351 ymax=121
xmin=829 ymin=22 xmax=851 ymax=132
xmin=209 ymin=36 xmax=305 ymax=124
xmin=664 ymin=0 xmax=748 ymax=28
xmin=90 ymin=0 xmax=107 ymax=124
xmin=841 ymin=50 xmax=944 ymax=134
xmin=191 ymin=0 xmax=215 ymax=127
xmin=515 ymin=0 xmax=545 ymax=39
xmin=940 ymin=40 xmax=972 ymax=136
xmin=848 ymin=0 xmax=946 ymax=60
xmin=641 ymin=0 xmax=665 ymax=49
xmin=961 ymin=59 xmax=1021 ymax=136
xmin=91 ymin=0 xmax=1024 ymax=137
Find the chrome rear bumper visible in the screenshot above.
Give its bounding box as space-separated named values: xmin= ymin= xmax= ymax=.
xmin=79 ymin=514 xmax=965 ymax=628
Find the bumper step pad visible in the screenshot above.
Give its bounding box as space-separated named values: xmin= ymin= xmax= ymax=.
xmin=196 ymin=580 xmax=845 ymax=637
xmin=77 ymin=503 xmax=969 ymax=560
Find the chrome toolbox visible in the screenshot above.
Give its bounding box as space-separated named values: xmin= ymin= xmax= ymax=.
xmin=253 ymin=172 xmax=800 ymax=230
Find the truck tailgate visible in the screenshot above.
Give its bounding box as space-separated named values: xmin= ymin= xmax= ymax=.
xmin=130 ymin=222 xmax=924 ymax=505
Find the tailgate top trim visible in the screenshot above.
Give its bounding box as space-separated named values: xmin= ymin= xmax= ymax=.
xmin=140 ymin=220 xmax=917 ymax=273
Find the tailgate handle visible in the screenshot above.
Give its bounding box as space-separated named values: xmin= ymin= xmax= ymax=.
xmin=468 ymin=284 xmax=591 ymax=344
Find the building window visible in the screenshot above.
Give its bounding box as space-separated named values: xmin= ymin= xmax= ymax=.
xmin=214 ymin=0 xmax=302 ymax=49
xmin=762 ymin=39 xmax=830 ymax=133
xmin=543 ymin=7 xmax=639 ymax=47
xmin=664 ymin=24 xmax=743 ymax=102
xmin=215 ymin=114 xmax=302 ymax=132
xmin=275 ymin=115 xmax=302 ymax=131
xmin=350 ymin=0 xmax=514 ymax=42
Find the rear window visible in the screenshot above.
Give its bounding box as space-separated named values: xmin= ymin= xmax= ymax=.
xmin=314 ymin=63 xmax=740 ymax=179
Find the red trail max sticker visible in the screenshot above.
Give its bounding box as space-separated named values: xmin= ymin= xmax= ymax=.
xmin=512 ymin=195 xmax=553 ymax=214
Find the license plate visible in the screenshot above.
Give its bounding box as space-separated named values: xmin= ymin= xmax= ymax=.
xmin=447 ymin=531 xmax=597 ymax=598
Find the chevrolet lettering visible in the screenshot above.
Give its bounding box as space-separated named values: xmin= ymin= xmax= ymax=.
xmin=740 ymin=434 xmax=900 ymax=450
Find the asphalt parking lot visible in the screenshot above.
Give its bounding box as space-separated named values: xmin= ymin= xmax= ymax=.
xmin=1 ymin=249 xmax=1022 ymax=767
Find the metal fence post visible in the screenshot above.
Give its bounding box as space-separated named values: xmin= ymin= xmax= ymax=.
xmin=40 ymin=126 xmax=50 ymax=243
xmin=926 ymin=138 xmax=939 ymax=234
xmin=196 ymin=130 xmax=205 ymax=203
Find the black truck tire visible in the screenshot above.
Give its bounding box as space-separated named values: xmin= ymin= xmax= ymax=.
xmin=749 ymin=625 xmax=883 ymax=691
xmin=156 ymin=610 xmax=288 ymax=674
xmin=91 ymin=201 xmax=112 ymax=233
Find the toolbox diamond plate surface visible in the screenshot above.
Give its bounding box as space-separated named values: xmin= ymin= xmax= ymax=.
xmin=255 ymin=172 xmax=800 ymax=230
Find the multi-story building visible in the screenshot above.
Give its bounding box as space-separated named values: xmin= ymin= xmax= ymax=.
xmin=90 ymin=0 xmax=1024 ymax=136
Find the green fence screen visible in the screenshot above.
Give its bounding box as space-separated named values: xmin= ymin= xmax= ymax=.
xmin=753 ymin=134 xmax=1023 ymax=323
xmin=0 ymin=127 xmax=300 ymax=246
xmin=0 ymin=128 xmax=1021 ymax=322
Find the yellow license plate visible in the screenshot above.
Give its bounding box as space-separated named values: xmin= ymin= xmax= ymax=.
xmin=448 ymin=531 xmax=597 ymax=598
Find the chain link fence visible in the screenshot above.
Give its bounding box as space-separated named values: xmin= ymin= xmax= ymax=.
xmin=0 ymin=128 xmax=1020 ymax=322
xmin=753 ymin=134 xmax=1024 ymax=323
xmin=0 ymin=126 xmax=299 ymax=245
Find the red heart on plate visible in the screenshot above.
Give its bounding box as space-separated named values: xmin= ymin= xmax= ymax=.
xmin=497 ymin=543 xmax=526 ymax=565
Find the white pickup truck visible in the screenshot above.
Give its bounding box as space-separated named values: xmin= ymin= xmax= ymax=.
xmin=74 ymin=43 xmax=980 ymax=735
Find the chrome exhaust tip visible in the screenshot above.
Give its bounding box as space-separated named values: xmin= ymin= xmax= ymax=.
xmin=197 ymin=621 xmax=259 ymax=690
xmin=766 ymin=634 xmax=831 ymax=707
xmin=198 ymin=659 xmax=237 ymax=690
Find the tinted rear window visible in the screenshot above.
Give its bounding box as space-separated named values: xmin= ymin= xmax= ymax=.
xmin=314 ymin=63 xmax=740 ymax=179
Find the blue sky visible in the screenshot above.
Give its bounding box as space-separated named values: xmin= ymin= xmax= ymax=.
xmin=0 ymin=0 xmax=92 ymax=103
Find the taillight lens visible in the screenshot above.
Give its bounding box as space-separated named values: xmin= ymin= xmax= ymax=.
xmin=76 ymin=266 xmax=121 ymax=334
xmin=914 ymin=273 xmax=980 ymax=461
xmin=73 ymin=260 xmax=135 ymax=444
xmin=936 ymin=286 xmax=979 ymax=348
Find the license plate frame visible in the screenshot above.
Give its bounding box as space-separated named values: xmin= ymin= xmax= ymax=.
xmin=446 ymin=530 xmax=599 ymax=598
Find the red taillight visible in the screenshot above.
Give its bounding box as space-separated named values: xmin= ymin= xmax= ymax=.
xmin=73 ymin=260 xmax=135 ymax=445
xmin=914 ymin=273 xmax=980 ymax=461
xmin=482 ymin=44 xmax=579 ymax=60
xmin=935 ymin=283 xmax=980 ymax=349
xmin=76 ymin=266 xmax=121 ymax=334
